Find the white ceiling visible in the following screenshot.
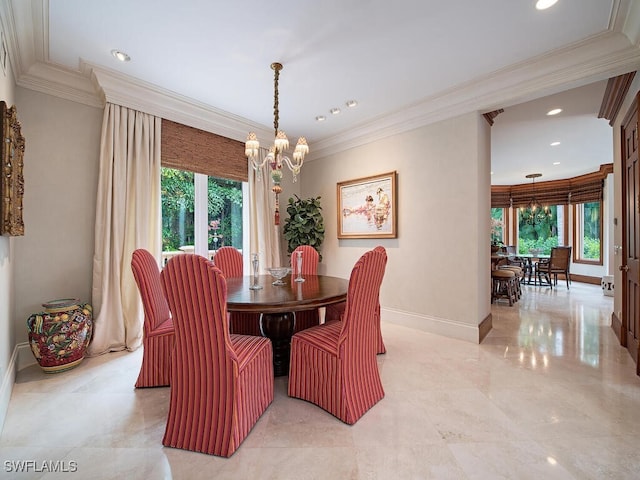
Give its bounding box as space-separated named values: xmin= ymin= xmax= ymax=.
xmin=3 ymin=0 xmax=640 ymax=184
xmin=491 ymin=79 xmax=612 ymax=185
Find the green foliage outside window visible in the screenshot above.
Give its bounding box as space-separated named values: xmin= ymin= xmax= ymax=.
xmin=161 ymin=168 xmax=243 ymax=252
xmin=583 ymin=237 xmax=601 ymax=259
xmin=518 ymin=205 xmax=558 ymax=255
xmin=581 ymin=202 xmax=600 ymax=260
xmin=490 ymin=208 xmax=503 ymax=245
xmin=162 ymin=169 xmax=194 ymax=251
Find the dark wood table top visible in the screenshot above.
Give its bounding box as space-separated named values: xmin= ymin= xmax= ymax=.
xmin=226 ymin=274 xmax=348 ymax=314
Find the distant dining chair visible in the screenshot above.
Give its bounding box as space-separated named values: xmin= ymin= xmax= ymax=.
xmin=160 ymin=254 xmax=274 ymax=457
xmin=288 ymin=247 xmax=387 ymax=424
xmin=131 ymin=248 xmax=174 ymax=388
xmin=536 ymin=246 xmax=572 ymax=289
xmin=213 ymin=246 xmax=262 ymax=336
xmin=290 ymin=245 xmax=321 ymax=333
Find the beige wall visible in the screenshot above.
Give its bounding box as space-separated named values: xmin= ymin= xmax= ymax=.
xmin=298 ymin=112 xmax=492 ymax=341
xmin=13 ymin=89 xmax=102 ymax=345
xmin=0 ymin=29 xmax=16 ymax=430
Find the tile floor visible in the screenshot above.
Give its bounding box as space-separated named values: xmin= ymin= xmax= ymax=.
xmin=1 ymin=282 xmax=639 ymax=479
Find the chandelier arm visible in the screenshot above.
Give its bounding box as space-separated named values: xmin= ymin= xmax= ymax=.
xmin=250 ymin=156 xmax=270 ymax=171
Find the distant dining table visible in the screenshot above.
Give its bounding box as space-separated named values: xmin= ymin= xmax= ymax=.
xmin=512 ymin=253 xmax=551 ymax=284
xmin=225 ymin=274 xmax=348 ymax=376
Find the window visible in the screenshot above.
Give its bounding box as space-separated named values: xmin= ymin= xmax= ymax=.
xmin=517 ymin=204 xmax=564 ymax=255
xmin=574 ymin=201 xmax=602 ymax=263
xmin=161 ymin=167 xmax=244 ymax=263
xmin=162 ymin=168 xmax=195 ymax=252
xmin=491 ymin=207 xmax=504 ymax=245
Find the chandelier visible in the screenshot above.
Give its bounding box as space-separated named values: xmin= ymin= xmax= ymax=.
xmin=245 ymin=62 xmax=309 ymax=225
xmin=521 ymin=173 xmax=552 ymax=225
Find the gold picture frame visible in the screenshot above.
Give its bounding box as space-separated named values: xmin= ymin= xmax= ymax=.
xmin=1 ymin=101 xmax=25 ymax=236
xmin=337 ymin=171 xmax=397 ymax=239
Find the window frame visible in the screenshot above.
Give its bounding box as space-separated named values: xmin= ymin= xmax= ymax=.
xmin=572 ymin=201 xmax=603 ymax=265
xmin=161 ymin=167 xmax=248 ymax=263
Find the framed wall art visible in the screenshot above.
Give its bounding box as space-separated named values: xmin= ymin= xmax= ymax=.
xmin=337 ymin=171 xmax=397 ymax=239
xmin=1 ymin=101 xmax=25 ymax=236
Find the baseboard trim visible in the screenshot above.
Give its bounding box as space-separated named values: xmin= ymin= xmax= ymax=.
xmin=16 ymin=342 xmax=36 ymax=371
xmin=0 ymin=344 xmax=20 ymax=434
xmin=611 ymin=310 xmax=623 ymax=345
xmin=479 ymin=313 xmax=493 ymax=343
xmin=569 ymin=274 xmax=601 ymax=285
xmin=381 ymin=307 xmax=484 ymax=344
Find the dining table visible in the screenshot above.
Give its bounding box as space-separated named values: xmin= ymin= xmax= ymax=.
xmin=225 ymin=274 xmax=348 ymax=376
xmin=513 ymin=253 xmax=551 ymax=284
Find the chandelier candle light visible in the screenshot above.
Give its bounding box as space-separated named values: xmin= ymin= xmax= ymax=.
xmin=245 ymin=62 xmax=309 ymax=225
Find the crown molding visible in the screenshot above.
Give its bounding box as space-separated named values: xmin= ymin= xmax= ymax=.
xmin=598 ymin=71 xmax=636 ymax=124
xmin=90 ymin=65 xmax=271 ymax=142
xmin=311 ymin=31 xmax=640 ymax=159
xmin=17 ymin=61 xmax=103 ymax=108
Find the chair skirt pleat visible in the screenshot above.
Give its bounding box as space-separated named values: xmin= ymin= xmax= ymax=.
xmin=288 ymin=333 xmax=342 ymax=419
xmin=234 ymin=338 xmax=274 ymax=443
xmin=135 ymin=331 xmax=174 ymax=388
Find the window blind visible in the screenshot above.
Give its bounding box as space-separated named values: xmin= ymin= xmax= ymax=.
xmin=161 ymin=119 xmax=248 ymax=182
xmin=491 ymin=164 xmax=612 ymax=208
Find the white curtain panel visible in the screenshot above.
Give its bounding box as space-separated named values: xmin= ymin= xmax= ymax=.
xmin=249 ymin=148 xmax=282 ymax=270
xmin=89 ymin=104 xmax=162 ymax=356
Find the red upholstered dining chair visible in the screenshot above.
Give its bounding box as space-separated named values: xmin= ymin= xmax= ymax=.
xmin=213 ymin=246 xmax=262 ymax=336
xmin=290 ymin=245 xmax=321 ymax=333
xmin=324 ymin=245 xmax=387 ymax=354
xmin=288 ymin=247 xmax=387 ymax=424
xmin=160 ymin=254 xmax=274 ymax=457
xmin=131 ymin=248 xmax=174 ymax=388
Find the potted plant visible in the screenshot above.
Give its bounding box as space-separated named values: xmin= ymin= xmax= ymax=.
xmin=283 ymin=195 xmax=325 ymax=260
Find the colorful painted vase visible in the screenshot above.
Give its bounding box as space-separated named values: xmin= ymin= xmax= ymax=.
xmin=27 ymin=299 xmax=93 ymax=373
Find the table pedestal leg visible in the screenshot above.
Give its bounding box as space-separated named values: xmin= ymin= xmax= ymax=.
xmin=260 ymin=312 xmax=295 ymax=376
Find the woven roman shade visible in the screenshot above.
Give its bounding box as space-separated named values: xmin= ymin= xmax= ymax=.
xmin=161 ymin=119 xmax=248 ymax=182
xmin=491 ymin=164 xmax=612 ymax=208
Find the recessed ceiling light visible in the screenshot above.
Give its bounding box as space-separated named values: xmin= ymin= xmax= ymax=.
xmin=111 ymin=49 xmax=130 ymax=62
xmin=550 ymin=141 xmax=561 ymax=146
xmin=491 ymin=171 xmax=494 ymax=175
xmin=315 ymin=115 xmax=326 ymax=122
xmin=553 ymin=162 xmax=561 ymax=165
xmin=345 ymin=100 xmax=358 ymax=108
xmin=330 ymin=108 xmax=341 ymax=115
xmin=547 ymin=108 xmax=562 ymax=116
xmin=536 ymin=0 xmax=558 ymax=10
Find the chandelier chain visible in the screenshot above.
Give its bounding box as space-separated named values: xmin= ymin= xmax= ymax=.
xmin=272 ymin=62 xmax=282 ymax=136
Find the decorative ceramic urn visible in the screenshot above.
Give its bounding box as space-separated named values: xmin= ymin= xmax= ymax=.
xmin=27 ymin=298 xmax=93 ymax=373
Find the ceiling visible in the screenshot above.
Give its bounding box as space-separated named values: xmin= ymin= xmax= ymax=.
xmin=3 ymin=0 xmax=640 ymax=184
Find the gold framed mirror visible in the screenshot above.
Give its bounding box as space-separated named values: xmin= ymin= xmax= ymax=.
xmin=1 ymin=101 xmax=25 ymax=236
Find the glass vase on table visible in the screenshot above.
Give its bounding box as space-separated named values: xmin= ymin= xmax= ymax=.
xmin=294 ymin=250 xmax=305 ymax=283
xmin=249 ymin=253 xmax=262 ymax=290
